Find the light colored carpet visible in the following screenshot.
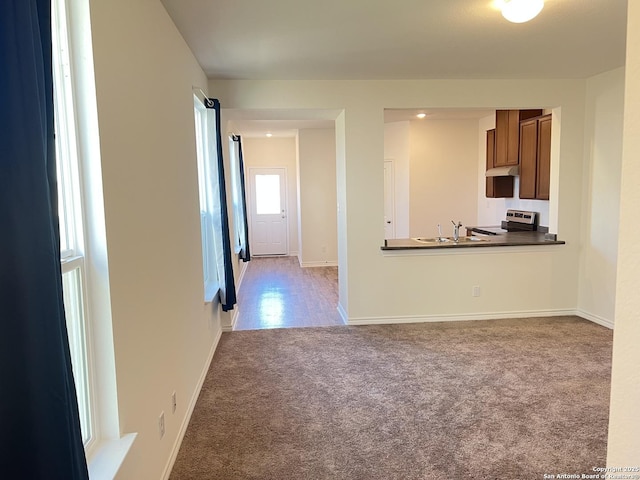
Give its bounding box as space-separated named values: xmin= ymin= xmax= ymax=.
xmin=170 ymin=316 xmax=612 ymax=479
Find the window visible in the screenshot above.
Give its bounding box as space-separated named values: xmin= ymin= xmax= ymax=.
xmin=194 ymin=95 xmax=223 ymax=301
xmin=229 ymin=136 xmax=249 ymax=257
xmin=254 ymin=174 xmax=282 ymax=215
xmin=52 ymin=0 xmax=95 ymax=449
xmin=228 ymin=138 xmax=242 ymax=252
xmin=51 ymin=0 xmax=135 ymax=471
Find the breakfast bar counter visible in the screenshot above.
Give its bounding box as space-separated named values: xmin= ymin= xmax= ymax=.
xmin=381 ymin=231 xmax=565 ymax=250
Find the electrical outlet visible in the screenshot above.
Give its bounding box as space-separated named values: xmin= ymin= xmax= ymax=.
xmin=172 ymin=391 xmax=177 ymax=414
xmin=472 ymin=285 xmax=481 ymax=297
xmin=159 ymin=411 xmax=165 ymax=439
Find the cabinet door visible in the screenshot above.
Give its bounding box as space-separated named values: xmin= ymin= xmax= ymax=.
xmin=486 ymin=129 xmax=513 ymax=198
xmin=486 ymin=129 xmax=495 ymax=197
xmin=505 ymin=110 xmax=521 ymax=166
xmin=519 ymin=118 xmax=538 ymax=199
xmin=494 ymin=111 xmax=509 ymax=167
xmin=495 ymin=110 xmax=533 ymax=167
xmin=536 ymin=115 xmax=552 ymax=200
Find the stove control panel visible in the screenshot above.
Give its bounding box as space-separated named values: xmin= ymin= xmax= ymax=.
xmin=506 ymin=209 xmax=537 ymax=225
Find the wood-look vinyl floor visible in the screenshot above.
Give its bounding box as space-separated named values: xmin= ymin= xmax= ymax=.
xmin=235 ymin=256 xmax=344 ymax=330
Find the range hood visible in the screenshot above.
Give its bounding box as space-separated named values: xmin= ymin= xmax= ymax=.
xmin=485 ymin=165 xmax=519 ymax=177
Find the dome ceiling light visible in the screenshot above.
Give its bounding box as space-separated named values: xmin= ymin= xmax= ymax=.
xmin=500 ymin=0 xmax=544 ymax=23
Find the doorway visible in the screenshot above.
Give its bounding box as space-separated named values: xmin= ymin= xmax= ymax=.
xmin=248 ymin=167 xmax=288 ymax=255
xmin=384 ymin=159 xmax=396 ymax=239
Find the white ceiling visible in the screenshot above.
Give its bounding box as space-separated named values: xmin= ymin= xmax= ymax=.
xmin=161 ymin=0 xmax=627 ymax=135
xmin=161 ymin=0 xmax=627 ymax=80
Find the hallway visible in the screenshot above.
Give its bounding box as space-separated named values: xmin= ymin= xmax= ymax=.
xmin=235 ymin=256 xmax=344 ymax=330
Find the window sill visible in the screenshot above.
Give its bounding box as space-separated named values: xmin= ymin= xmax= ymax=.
xmin=88 ymin=433 xmax=137 ymax=480
xmin=204 ymin=281 xmax=220 ymax=304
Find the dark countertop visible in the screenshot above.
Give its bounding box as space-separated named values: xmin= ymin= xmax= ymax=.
xmin=381 ymin=231 xmax=565 ymax=250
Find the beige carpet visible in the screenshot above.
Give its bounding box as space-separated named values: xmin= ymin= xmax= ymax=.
xmin=170 ymin=316 xmax=612 ymax=480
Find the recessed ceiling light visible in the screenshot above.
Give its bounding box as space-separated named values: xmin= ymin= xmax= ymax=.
xmin=416 ymin=113 xmax=427 ymax=119
xmin=501 ymin=0 xmax=544 ymax=23
xmin=266 ymin=133 xmax=273 ymax=137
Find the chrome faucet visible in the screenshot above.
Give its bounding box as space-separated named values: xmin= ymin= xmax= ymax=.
xmin=437 ymin=223 xmax=444 ymax=242
xmin=452 ymin=220 xmax=463 ymax=242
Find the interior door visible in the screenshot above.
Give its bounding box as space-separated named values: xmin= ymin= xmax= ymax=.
xmin=248 ymin=167 xmax=288 ymax=255
xmin=384 ymin=160 xmax=395 ymax=239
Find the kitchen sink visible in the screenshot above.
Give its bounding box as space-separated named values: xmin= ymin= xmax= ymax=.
xmin=454 ymin=236 xmax=487 ymax=242
xmin=414 ymin=237 xmax=451 ymax=243
xmin=413 ymin=236 xmax=487 ymax=244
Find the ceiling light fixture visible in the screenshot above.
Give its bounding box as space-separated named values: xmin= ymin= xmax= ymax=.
xmin=416 ymin=113 xmax=426 ymax=119
xmin=501 ymin=0 xmax=544 ymax=23
xmin=266 ymin=133 xmax=273 ymax=137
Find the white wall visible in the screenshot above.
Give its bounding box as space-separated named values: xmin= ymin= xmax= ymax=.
xmin=88 ymin=0 xmax=222 ymax=478
xmin=409 ymin=118 xmax=479 ymax=238
xmin=297 ymin=128 xmax=338 ymax=266
xmin=607 ymin=0 xmax=640 ymax=463
xmin=578 ymin=68 xmax=625 ymax=327
xmin=383 ymin=121 xmax=410 ymax=238
xmin=242 ymin=136 xmax=300 ymax=256
xmin=211 ymin=79 xmax=586 ymax=322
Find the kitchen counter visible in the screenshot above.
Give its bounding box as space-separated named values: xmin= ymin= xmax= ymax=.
xmin=381 ymin=231 xmax=565 ymax=250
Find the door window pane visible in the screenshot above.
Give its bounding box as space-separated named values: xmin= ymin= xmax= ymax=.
xmin=255 ymin=174 xmax=281 ymax=215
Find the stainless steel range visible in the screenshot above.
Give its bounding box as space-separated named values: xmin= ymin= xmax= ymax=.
xmin=471 ymin=209 xmax=538 ymax=235
xmin=504 ymin=209 xmax=538 ymax=231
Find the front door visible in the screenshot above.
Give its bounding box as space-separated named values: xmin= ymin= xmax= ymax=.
xmin=248 ymin=167 xmax=288 ymax=255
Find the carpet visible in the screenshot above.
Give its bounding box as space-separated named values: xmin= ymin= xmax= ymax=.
xmin=169 ymin=316 xmax=612 ymax=480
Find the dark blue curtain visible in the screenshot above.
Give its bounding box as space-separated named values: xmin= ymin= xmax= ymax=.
xmin=0 ymin=1 xmax=89 ymax=478
xmin=206 ymin=98 xmax=237 ymax=311
xmin=232 ymin=135 xmax=251 ymax=262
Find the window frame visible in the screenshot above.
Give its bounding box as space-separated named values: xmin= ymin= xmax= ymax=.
xmin=52 ymin=0 xmax=97 ymax=454
xmin=50 ymin=0 xmax=136 ymax=473
xmin=194 ymin=95 xmax=222 ymax=302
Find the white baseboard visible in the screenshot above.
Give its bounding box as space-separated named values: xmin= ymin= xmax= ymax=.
xmin=222 ymin=307 xmax=239 ymax=332
xmin=300 ymin=260 xmax=338 ymax=268
xmin=575 ymin=309 xmax=614 ymax=329
xmin=162 ymin=327 xmax=222 ymax=480
xmin=236 ymin=260 xmax=248 ymax=291
xmin=347 ymin=308 xmax=577 ymax=326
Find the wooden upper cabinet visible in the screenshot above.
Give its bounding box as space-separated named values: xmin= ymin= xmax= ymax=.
xmin=518 ymin=114 xmax=552 ymax=200
xmin=536 ymin=115 xmax=552 ymax=200
xmin=486 ymin=129 xmax=496 ymax=197
xmin=494 ymin=111 xmax=510 ymax=167
xmin=486 ymin=128 xmax=513 ymax=198
xmin=495 ymin=109 xmax=543 ymax=167
xmin=519 ymin=119 xmax=539 ymax=199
